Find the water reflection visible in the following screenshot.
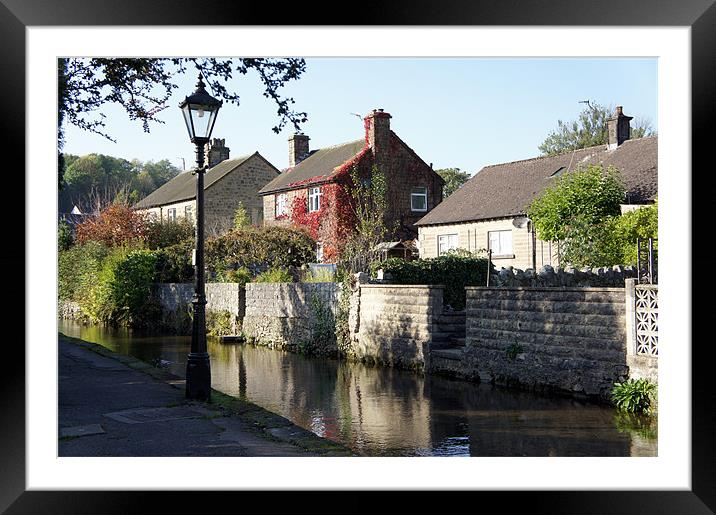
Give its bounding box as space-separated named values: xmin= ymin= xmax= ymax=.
xmin=58 ymin=320 xmax=657 ymax=457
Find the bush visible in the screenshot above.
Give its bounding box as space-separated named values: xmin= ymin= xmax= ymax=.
xmin=80 ymin=248 xmax=158 ymax=326
xmin=216 ymin=266 xmax=252 ymax=285
xmin=372 ymin=253 xmax=490 ymax=310
xmin=611 ymin=378 xmax=657 ymax=415
xmin=206 ymin=225 xmax=315 ymax=276
xmin=58 ymin=241 xmax=110 ymax=301
xmin=153 ymin=240 xmax=194 ymax=283
xmin=254 ymin=268 xmax=294 ymax=283
xmin=75 ymin=204 xmax=147 ymax=247
xmin=145 ymin=217 xmax=194 ymax=250
xmin=58 ymin=219 xmax=74 ymax=251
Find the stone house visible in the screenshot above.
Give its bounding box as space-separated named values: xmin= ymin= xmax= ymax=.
xmin=415 ymin=106 xmax=658 ymax=269
xmin=259 ymin=109 xmax=444 ymax=260
xmin=134 ymin=138 xmax=280 ymax=235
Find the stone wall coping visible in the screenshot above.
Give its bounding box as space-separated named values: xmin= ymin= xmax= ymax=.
xmin=466 ymin=286 xmax=625 ymax=293
xmin=360 ymin=284 xmax=445 ymax=290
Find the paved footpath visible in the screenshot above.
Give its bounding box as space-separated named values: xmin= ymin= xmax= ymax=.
xmin=59 ymin=334 xmax=353 ymax=457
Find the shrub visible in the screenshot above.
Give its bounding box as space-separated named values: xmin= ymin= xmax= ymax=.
xmin=80 ymin=248 xmax=158 ymax=326
xmin=611 ymin=378 xmax=657 ymax=415
xmin=206 ymin=225 xmax=315 ymax=275
xmin=58 ymin=241 xmax=110 ymax=301
xmin=216 ymin=266 xmax=252 ymax=285
xmin=233 ymin=202 xmax=250 ymax=229
xmin=302 ymin=267 xmax=336 ymax=283
xmin=145 ymin=217 xmax=194 ymax=250
xmin=153 ymin=240 xmax=194 ymax=283
xmin=58 ymin=219 xmax=74 ymax=251
xmin=254 ymin=268 xmax=293 ymax=283
xmin=75 ymin=203 xmax=147 ymax=247
xmin=372 ymin=253 xmax=490 ymax=310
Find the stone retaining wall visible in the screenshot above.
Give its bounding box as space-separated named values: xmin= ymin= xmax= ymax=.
xmin=152 ymin=283 xmax=245 ymax=333
xmin=349 ymin=284 xmax=444 ymax=371
xmin=463 ymin=287 xmax=629 ymax=399
xmin=242 ymin=282 xmax=341 ymax=355
xmin=490 ymin=264 xmax=638 ymax=288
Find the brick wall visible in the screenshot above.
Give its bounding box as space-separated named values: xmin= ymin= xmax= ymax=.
xmin=349 ymin=284 xmax=444 ymax=371
xmin=242 ymin=282 xmax=342 ymax=355
xmin=464 ymin=287 xmax=629 ymax=399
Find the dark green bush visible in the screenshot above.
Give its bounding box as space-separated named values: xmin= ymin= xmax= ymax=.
xmin=206 ymin=225 xmax=315 ymax=276
xmin=372 ymin=253 xmax=490 ymax=310
xmin=58 ymin=219 xmax=74 ymax=251
xmin=153 ymin=240 xmax=194 ymax=283
xmin=145 ymin=218 xmax=195 ymax=250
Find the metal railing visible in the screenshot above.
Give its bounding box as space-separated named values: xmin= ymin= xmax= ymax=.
xmin=636 ymin=237 xmax=658 ymax=284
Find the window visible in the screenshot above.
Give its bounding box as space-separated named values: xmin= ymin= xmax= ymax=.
xmin=167 ymin=208 xmax=176 ymax=221
xmin=411 ymin=187 xmax=428 ymax=212
xmin=308 ymin=187 xmax=321 ymax=212
xmin=275 ymin=193 xmax=288 ymax=217
xmin=438 ymin=234 xmax=459 ymax=256
xmin=184 ymin=205 xmax=193 ymax=221
xmin=488 ymin=230 xmax=513 ymax=256
xmin=550 ymin=166 xmax=566 ymax=178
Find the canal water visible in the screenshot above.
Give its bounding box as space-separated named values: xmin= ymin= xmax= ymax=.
xmin=58 ymin=320 xmax=657 ymax=457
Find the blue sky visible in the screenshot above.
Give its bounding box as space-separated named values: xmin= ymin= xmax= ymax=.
xmin=62 ymin=57 xmax=657 ymax=175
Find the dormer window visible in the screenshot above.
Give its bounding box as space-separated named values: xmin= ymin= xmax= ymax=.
xmin=308 ymin=186 xmax=322 ymax=212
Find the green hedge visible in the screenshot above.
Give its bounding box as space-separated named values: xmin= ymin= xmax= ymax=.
xmin=206 ymin=225 xmax=315 ymax=276
xmin=372 ymin=254 xmax=490 ymax=310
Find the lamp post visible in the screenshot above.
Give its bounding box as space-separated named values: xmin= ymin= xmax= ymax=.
xmin=179 ymin=73 xmax=222 ymax=401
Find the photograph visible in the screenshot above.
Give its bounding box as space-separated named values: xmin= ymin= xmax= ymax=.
xmin=6 ymin=3 xmax=711 ymax=511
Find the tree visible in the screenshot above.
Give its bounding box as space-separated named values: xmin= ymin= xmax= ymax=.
xmin=538 ymin=103 xmax=656 ymax=156
xmin=436 ymin=168 xmax=470 ymax=198
xmin=233 ymin=202 xmax=251 ymax=229
xmin=527 ymin=164 xmax=625 ymax=243
xmin=338 ymin=165 xmax=391 ymax=274
xmin=58 ymin=57 xmax=308 ymax=188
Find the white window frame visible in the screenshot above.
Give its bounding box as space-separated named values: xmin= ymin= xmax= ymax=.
xmin=276 ymin=193 xmax=288 ymax=217
xmin=438 ymin=233 xmax=459 ymax=256
xmin=411 ymin=187 xmax=428 ymax=212
xmin=167 ymin=208 xmax=177 ymax=221
xmin=308 ymin=186 xmax=322 ymax=212
xmin=184 ymin=205 xmax=193 ymax=221
xmin=488 ymin=230 xmax=513 ymax=256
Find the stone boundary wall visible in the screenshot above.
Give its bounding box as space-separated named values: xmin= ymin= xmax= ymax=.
xmin=242 ymin=282 xmax=342 ymax=354
xmin=463 ymin=287 xmax=629 ymax=399
xmin=349 ymin=284 xmax=444 ymax=371
xmin=490 ymin=264 xmax=638 ymax=288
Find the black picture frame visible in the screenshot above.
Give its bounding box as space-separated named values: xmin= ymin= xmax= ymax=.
xmin=4 ymin=0 xmax=710 ymax=511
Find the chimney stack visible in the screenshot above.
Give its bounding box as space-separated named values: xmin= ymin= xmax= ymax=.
xmin=204 ymin=138 xmax=230 ymax=168
xmin=606 ymin=106 xmax=633 ymax=149
xmin=288 ymin=133 xmax=310 ymax=167
xmin=364 ymin=108 xmax=392 ymax=170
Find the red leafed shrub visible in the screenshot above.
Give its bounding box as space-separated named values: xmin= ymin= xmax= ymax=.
xmin=75 ymin=204 xmax=148 ymax=247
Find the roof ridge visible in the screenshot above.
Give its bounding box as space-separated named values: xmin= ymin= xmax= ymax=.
xmin=478 ymin=135 xmax=658 ymax=172
xmin=312 ymin=138 xmax=364 ymax=153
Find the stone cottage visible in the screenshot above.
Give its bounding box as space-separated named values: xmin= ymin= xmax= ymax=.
xmin=415 ymin=106 xmax=658 ymax=269
xmin=134 ymin=138 xmax=280 ymax=235
xmin=259 ymin=108 xmax=444 ymax=261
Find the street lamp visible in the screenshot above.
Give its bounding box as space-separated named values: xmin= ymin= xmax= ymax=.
xmin=179 ymin=73 xmax=222 ymax=401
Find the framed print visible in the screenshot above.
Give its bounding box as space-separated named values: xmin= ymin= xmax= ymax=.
xmin=5 ymin=0 xmax=712 ymax=511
